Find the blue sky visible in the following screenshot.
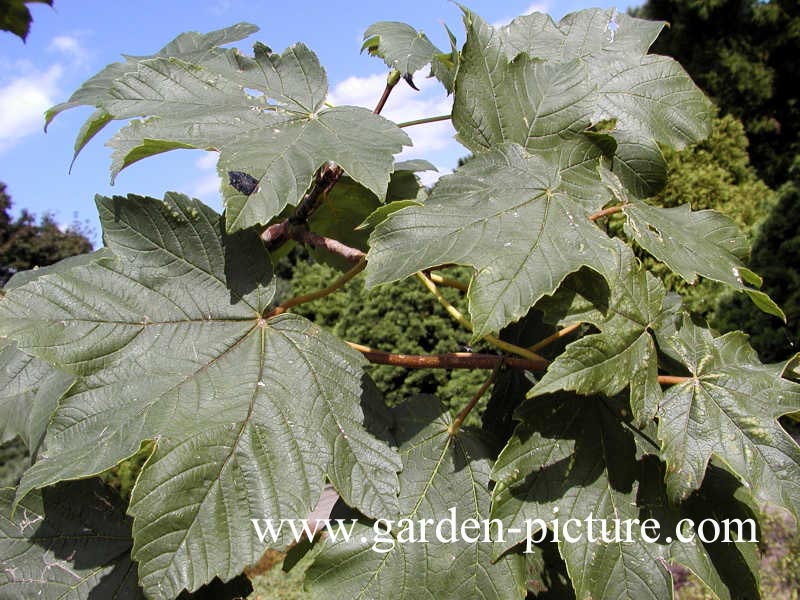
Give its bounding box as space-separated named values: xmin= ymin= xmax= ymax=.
xmin=0 ymin=0 xmax=630 ymax=245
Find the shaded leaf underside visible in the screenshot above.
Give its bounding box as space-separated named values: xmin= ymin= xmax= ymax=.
xmin=306 ymin=397 xmax=525 ymax=600
xmin=491 ymin=394 xmax=761 ymax=600
xmin=656 ymin=321 xmax=800 ymax=514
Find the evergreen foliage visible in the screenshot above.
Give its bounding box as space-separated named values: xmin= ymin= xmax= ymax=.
xmin=0 ymin=182 xmax=93 ymax=286
xmin=288 ymin=259 xmax=489 ymax=420
xmin=715 ymin=175 xmax=800 ymax=361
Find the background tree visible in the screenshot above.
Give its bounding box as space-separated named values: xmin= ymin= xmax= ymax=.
xmin=0 ymin=182 xmax=93 ymax=287
xmin=714 ymin=172 xmax=800 ymax=362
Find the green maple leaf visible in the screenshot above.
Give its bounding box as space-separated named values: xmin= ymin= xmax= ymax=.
xmin=0 ymin=193 xmax=400 ymax=599
xmin=362 ymin=21 xmax=442 ymax=76
xmin=361 ymin=21 xmax=458 ymax=92
xmin=453 ymin=8 xmax=711 ymax=198
xmin=305 ymin=396 xmax=526 ymax=599
xmin=622 ymin=197 xmax=784 ymax=319
xmin=366 ymin=142 xmax=618 ymax=338
xmin=48 ymin=28 xmax=410 ymax=232
xmin=502 ymin=8 xmax=665 ymax=60
xmin=452 ymin=17 xmax=596 ymax=155
xmin=492 ymin=393 xmax=761 ymax=600
xmin=44 ymin=23 xmax=258 ymax=163
xmin=655 ymin=318 xmax=800 ymax=514
xmin=531 ymin=242 xmax=664 ymax=425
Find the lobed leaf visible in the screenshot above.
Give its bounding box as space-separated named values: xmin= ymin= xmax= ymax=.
xmin=453 ymin=19 xmax=596 ymax=155
xmin=452 ymin=8 xmax=711 ymax=198
xmin=491 ymin=393 xmax=760 ymax=600
xmin=502 ymin=9 xmax=665 ymax=62
xmin=531 ymin=242 xmax=664 ymax=424
xmin=362 ymin=22 xmax=442 ymax=76
xmin=620 ymin=190 xmax=785 ymax=319
xmin=366 ymin=142 xmax=618 ymax=338
xmin=218 ymin=105 xmax=409 ymax=232
xmin=49 ymin=29 xmax=410 ymax=232
xmin=45 ymin=22 xmax=258 ymax=163
xmin=655 ymin=318 xmax=800 ymax=515
xmin=0 ymin=193 xmax=400 ymax=598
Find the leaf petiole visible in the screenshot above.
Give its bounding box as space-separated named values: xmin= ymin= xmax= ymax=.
xmin=269 ymin=258 xmax=366 ymax=317
xmin=395 ymin=114 xmax=452 ymax=128
xmin=415 ymin=271 xmax=548 ymax=363
xmin=449 ymin=360 xmax=503 ymax=434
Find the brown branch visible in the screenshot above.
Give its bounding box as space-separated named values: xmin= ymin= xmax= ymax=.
xmin=373 ymin=81 xmax=395 ymax=115
xmin=345 ymin=341 xmax=548 ymax=371
xmin=450 ymin=360 xmax=503 ymax=434
xmin=261 ymin=220 xmax=289 ymax=245
xmin=260 ymin=221 xmax=365 ymax=263
xmin=292 ymin=161 xmax=343 ymax=225
xmin=268 ymin=259 xmax=366 ymax=317
xmin=658 ymin=375 xmax=691 ymax=385
xmin=295 ymin=230 xmax=365 ymax=263
xmin=589 ymin=205 xmax=625 ymax=221
xmin=348 ymin=342 xmax=694 ymax=390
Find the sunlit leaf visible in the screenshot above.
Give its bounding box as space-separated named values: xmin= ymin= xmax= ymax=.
xmin=0 ymin=193 xmax=400 ymax=599
xmin=367 ymin=142 xmax=618 ymax=338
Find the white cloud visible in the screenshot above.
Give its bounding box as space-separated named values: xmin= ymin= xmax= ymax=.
xmin=418 ymin=168 xmax=450 ymax=188
xmin=0 ymin=33 xmax=92 ymax=152
xmin=190 ymin=173 xmax=223 ymax=202
xmin=328 ymin=73 xmax=385 ymax=109
xmin=0 ymin=64 xmax=62 ymax=152
xmin=207 ymin=0 xmax=234 ymax=16
xmin=328 ymin=73 xmax=458 ymax=170
xmin=196 ymin=151 xmax=219 ymax=171
xmin=188 ymin=152 xmax=222 ymax=204
xmin=525 ymin=2 xmax=551 ymax=14
xmin=48 ymin=35 xmax=89 ymax=66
